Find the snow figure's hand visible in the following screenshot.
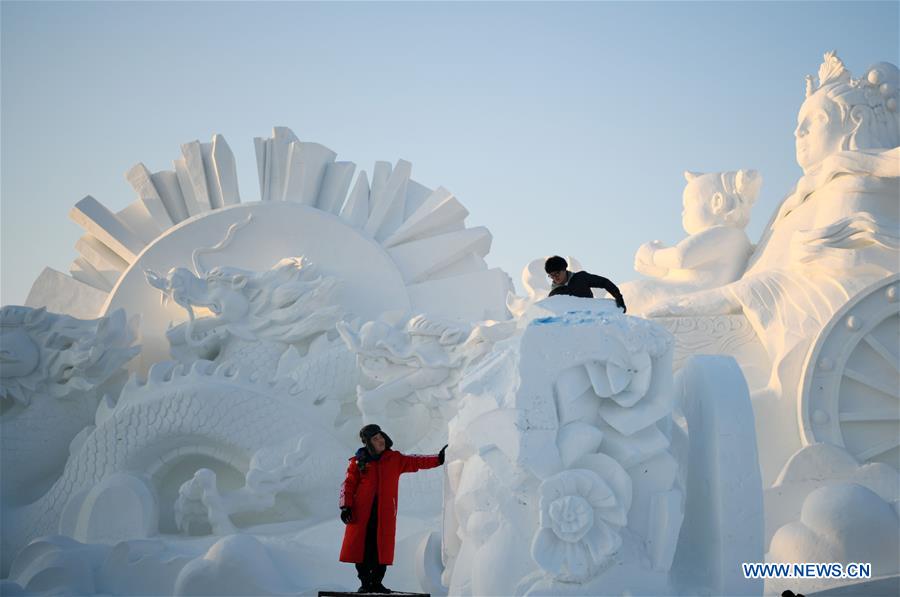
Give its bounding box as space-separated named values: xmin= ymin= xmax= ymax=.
xmin=634 ymin=241 xmax=668 ymax=278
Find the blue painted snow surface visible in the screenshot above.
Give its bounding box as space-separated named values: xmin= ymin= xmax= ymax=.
xmin=531 ymin=310 xmax=615 ymax=327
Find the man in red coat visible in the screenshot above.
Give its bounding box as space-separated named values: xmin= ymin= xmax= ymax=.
xmin=339 ymin=424 xmax=446 ymax=593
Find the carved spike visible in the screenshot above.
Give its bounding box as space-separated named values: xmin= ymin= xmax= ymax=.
xmin=117 ymin=373 xmax=145 ymax=406
xmin=189 ymin=360 xmax=216 ymax=377
xmin=94 ymin=393 xmax=118 ymax=426
xmin=230 ymin=367 xmax=250 ymax=385
xmin=275 ymin=345 xmax=302 ymax=379
xmin=308 ymin=332 xmax=330 ymax=355
xmin=271 ymin=378 xmax=296 ymax=396
xmin=213 ymin=362 xmax=239 ymax=378
xmin=147 ymin=361 xmax=178 ymax=385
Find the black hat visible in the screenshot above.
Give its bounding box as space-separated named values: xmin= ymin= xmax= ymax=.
xmin=359 ymin=424 xmax=393 ymax=450
xmin=544 ymin=255 xmax=568 ymax=274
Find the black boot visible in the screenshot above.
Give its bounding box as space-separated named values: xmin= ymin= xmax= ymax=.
xmin=355 ymin=563 xmax=374 ymax=593
xmin=370 ymin=564 xmax=391 ymax=593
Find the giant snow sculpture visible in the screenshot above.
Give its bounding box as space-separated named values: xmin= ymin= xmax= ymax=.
xmin=2 ymin=51 xmax=896 ymax=596
xmin=625 ymin=51 xmax=900 ymax=594
xmin=2 ymin=128 xmax=514 ymax=591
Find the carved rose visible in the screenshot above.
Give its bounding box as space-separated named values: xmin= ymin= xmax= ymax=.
xmin=531 ymin=469 xmax=626 ymax=583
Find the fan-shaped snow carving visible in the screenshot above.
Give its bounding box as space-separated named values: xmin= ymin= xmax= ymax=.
xmin=25 ymin=127 xmax=512 ymax=370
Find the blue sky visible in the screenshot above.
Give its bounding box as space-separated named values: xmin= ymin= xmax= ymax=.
xmin=2 ymin=1 xmax=898 ymax=306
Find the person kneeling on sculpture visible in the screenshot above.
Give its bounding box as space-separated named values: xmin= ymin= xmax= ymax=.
xmin=545 ymin=255 xmax=627 ymax=312
xmin=339 ymin=424 xmax=447 ymax=593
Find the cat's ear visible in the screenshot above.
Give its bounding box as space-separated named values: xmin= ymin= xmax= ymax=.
xmin=683 ymin=170 xmax=703 ymax=182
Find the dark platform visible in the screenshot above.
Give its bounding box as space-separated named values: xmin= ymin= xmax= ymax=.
xmin=318 ymin=592 xmax=428 ymax=596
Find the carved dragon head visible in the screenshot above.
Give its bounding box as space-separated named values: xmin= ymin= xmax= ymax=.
xmin=0 ymin=305 xmax=139 ymax=411
xmin=146 ymin=257 xmax=343 ymax=358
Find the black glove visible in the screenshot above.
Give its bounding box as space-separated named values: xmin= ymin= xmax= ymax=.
xmin=616 ymin=297 xmax=627 ymax=313
xmin=438 ymin=444 xmax=448 ymax=465
xmin=340 ymin=507 xmax=352 ymax=524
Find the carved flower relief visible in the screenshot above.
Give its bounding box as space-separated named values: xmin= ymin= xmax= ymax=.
xmin=531 ymin=469 xmax=627 ymax=583
xmin=584 ymin=350 xmax=653 ymax=408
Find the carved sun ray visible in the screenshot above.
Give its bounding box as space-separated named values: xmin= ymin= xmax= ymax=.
xmin=26 ymin=127 xmax=509 ymax=323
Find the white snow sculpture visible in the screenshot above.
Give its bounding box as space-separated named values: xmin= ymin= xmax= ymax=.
xmin=439 ymin=297 xmax=764 ymax=596
xmin=3 ymin=532 xmax=343 ymax=596
xmin=145 ymin=254 xmax=360 ymax=430
xmin=442 ymin=296 xmax=690 ymax=595
xmin=623 ymin=169 xmax=761 ymax=315
xmin=669 ymin=356 xmax=763 ymax=597
xmin=767 ymin=483 xmax=899 ymax=596
xmin=146 ymin=256 xmax=343 ymax=380
xmin=531 ymin=467 xmax=628 ymax=582
xmin=0 ymin=306 xmax=138 ymax=573
xmin=764 ymin=442 xmax=900 ymax=546
xmin=1 ymin=351 xmax=354 ymax=570
xmin=639 ymin=53 xmax=899 ymax=484
xmin=1 ymin=257 xmax=370 ymax=571
xmin=173 ymin=430 xmax=343 ymax=536
xmin=27 ymin=126 xmax=512 ymax=373
xmin=337 ymin=313 xmax=517 ymax=451
xmin=622 ymin=51 xmax=900 ymax=595
xmin=4 ymin=125 xmax=516 ymax=593
xmin=647 ymin=53 xmax=898 ymax=375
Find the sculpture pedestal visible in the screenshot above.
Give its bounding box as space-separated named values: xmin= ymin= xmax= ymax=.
xmin=319 ymin=590 xmax=431 ymax=597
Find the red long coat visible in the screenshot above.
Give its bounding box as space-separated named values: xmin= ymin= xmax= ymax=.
xmin=339 ymin=448 xmax=440 ymax=564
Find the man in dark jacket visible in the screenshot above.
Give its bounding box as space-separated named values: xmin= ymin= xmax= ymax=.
xmin=339 ymin=424 xmax=447 ymax=594
xmin=544 ymin=255 xmax=627 ymax=312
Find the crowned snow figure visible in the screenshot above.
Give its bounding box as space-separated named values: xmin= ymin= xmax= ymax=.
xmin=648 ymin=52 xmax=900 ymax=393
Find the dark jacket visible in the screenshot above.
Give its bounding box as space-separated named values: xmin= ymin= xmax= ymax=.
xmin=549 ymin=271 xmax=627 ymax=312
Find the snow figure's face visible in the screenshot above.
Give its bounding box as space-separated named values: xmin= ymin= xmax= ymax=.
xmin=795 ymin=92 xmax=844 ymax=173
xmin=0 ymin=327 xmax=39 ymax=381
xmin=681 ymin=178 xmax=721 ymax=235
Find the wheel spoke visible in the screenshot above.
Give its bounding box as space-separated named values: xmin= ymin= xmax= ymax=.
xmin=862 ymin=334 xmax=900 ymax=375
xmin=843 ymin=368 xmax=900 ymax=400
xmin=855 ymin=436 xmax=900 ymax=462
xmin=839 ymin=410 xmax=900 ymax=422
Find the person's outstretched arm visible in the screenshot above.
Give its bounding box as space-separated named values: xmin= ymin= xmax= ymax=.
xmin=399 ymin=445 xmax=447 ymax=474
xmin=584 ymin=273 xmax=627 ymax=312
